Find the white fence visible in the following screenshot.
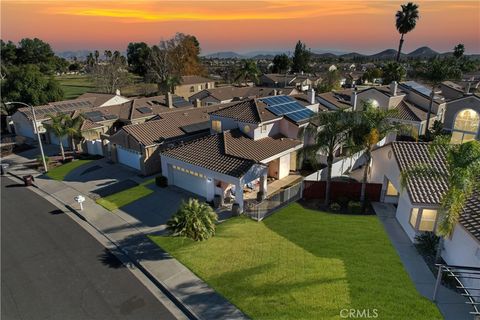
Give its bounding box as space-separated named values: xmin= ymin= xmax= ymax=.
xmin=305 ymin=133 xmax=396 ymax=181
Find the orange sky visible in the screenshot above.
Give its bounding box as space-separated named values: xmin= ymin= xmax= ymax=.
xmin=1 ymin=1 xmax=479 ymax=54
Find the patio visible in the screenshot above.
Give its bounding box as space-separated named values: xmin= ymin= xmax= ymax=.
xmin=243 ymin=174 xmax=303 ymax=200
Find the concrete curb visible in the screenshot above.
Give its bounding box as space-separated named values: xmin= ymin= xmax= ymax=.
xmin=6 ymin=171 xmax=198 ymax=320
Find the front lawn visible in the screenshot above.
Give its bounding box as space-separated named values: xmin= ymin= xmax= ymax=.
xmin=96 ymin=179 xmax=155 ymax=211
xmin=46 ymin=159 xmax=92 ymax=181
xmin=150 ymin=203 xmax=442 ymax=320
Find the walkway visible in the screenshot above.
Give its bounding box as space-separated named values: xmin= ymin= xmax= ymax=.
xmin=372 ymin=202 xmax=475 ymax=320
xmin=4 ymin=150 xmax=248 ymax=320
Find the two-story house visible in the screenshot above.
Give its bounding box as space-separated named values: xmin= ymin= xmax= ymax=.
xmin=174 ymin=75 xmax=215 ymax=99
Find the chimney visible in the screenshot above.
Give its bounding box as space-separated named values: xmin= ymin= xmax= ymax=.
xmin=466 ymin=82 xmax=472 ymax=94
xmin=167 ymin=92 xmax=173 ymax=108
xmin=115 ymin=89 xmax=121 ymax=96
xmin=351 ymin=91 xmax=358 ymax=110
xmin=194 ymin=98 xmax=201 ymax=108
xmin=273 ymin=89 xmax=277 ymax=96
xmin=308 ymin=88 xmax=315 ymax=105
xmin=390 ymin=81 xmax=398 ymax=96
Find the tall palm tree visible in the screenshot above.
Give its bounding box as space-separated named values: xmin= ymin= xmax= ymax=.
xmin=401 ymin=138 xmax=480 ymax=262
xmin=395 ymin=2 xmax=420 ymax=62
xmin=64 ymin=114 xmax=84 ymax=156
xmin=351 ymin=103 xmax=401 ymax=212
xmin=43 ymin=114 xmax=68 ymax=161
xmin=417 ymin=58 xmax=461 ymax=140
xmin=302 ymin=110 xmax=353 ymax=207
xmin=235 ymin=60 xmax=260 ymax=85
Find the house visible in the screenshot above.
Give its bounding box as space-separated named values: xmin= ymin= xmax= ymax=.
xmin=443 ymin=94 xmax=480 ymax=143
xmin=160 ymin=95 xmax=318 ymax=211
xmin=317 ymin=89 xmax=355 ymax=111
xmin=105 ymin=103 xmax=227 ymax=175
xmin=260 ymin=74 xmax=321 ymax=91
xmin=188 ymin=86 xmax=299 ymax=107
xmin=174 ymin=75 xmax=215 ymax=99
xmin=369 ymin=141 xmax=480 ymax=273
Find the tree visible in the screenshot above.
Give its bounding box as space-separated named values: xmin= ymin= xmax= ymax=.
xmin=292 ymin=41 xmax=311 ymax=73
xmin=89 ymin=50 xmax=131 ymax=94
xmin=382 ymin=62 xmax=406 ymax=84
xmin=1 ymin=40 xmax=17 ymax=79
xmin=16 ymin=38 xmax=57 ymax=73
xmin=401 ymin=138 xmax=480 ymax=262
xmin=351 ymin=103 xmax=400 ymax=212
xmin=362 ymin=68 xmax=383 ymax=83
xmin=303 ymin=110 xmax=353 ymax=207
xmin=271 ymin=54 xmax=291 ymax=73
xmin=316 ymin=70 xmax=341 ymax=93
xmin=43 ymin=114 xmax=68 ymax=161
xmin=166 ymin=198 xmax=218 ymax=241
xmin=63 ymin=114 xmax=84 ymax=156
xmin=235 ymin=60 xmax=260 ymax=85
xmin=126 ymin=42 xmax=151 ymax=77
xmin=417 ymin=58 xmax=461 ymax=140
xmin=395 ymin=2 xmax=420 ymax=62
xmin=1 ymin=64 xmax=64 ymax=109
xmin=453 ymin=44 xmax=465 ymax=59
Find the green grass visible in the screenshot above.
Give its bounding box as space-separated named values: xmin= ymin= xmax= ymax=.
xmin=55 ymin=74 xmax=96 ymax=99
xmin=96 ymin=179 xmax=155 ymax=211
xmin=150 ymin=203 xmax=442 ymax=320
xmin=46 ymin=159 xmax=93 ymax=181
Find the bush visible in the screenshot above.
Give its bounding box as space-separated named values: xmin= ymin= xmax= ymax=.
xmin=348 ymin=201 xmax=362 ymax=214
xmin=36 ymin=155 xmax=50 ymax=168
xmin=414 ymin=232 xmax=439 ymax=258
xmin=155 ymin=175 xmax=168 ymax=188
xmin=329 ymin=202 xmax=341 ymax=212
xmin=167 ymin=198 xmax=218 ymax=241
xmin=336 ymin=196 xmax=349 ymax=210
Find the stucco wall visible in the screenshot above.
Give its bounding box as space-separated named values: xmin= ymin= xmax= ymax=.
xmin=443 ymin=224 xmax=480 ymax=268
xmin=443 ymin=95 xmax=480 ymax=136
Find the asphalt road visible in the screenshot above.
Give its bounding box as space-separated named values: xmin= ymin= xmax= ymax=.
xmin=1 ymin=177 xmax=178 ymax=320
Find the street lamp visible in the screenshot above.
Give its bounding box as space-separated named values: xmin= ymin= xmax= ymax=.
xmin=5 ymin=101 xmax=48 ymax=172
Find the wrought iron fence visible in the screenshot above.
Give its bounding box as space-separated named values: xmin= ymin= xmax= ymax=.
xmin=245 ymin=180 xmax=303 ymax=221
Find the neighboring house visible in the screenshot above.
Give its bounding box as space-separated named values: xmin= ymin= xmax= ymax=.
xmin=160 ymin=95 xmax=318 ymax=211
xmin=443 ymin=94 xmax=480 ymax=144
xmin=369 ymin=141 xmax=480 ymax=272
xmin=260 ymin=74 xmax=321 ymax=91
xmin=174 ymin=75 xmax=215 ymax=99
xmin=106 ymin=104 xmax=226 ymax=175
xmin=188 ymin=86 xmax=299 ymax=107
xmin=317 ymin=89 xmax=355 ymax=111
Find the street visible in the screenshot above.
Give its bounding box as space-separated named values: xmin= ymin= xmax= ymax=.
xmin=1 ymin=177 xmax=178 ymax=320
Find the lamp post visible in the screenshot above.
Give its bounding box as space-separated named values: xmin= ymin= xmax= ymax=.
xmin=5 ymin=101 xmax=48 ymax=172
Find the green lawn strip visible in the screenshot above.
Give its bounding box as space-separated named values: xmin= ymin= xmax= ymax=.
xmin=149 ymin=203 xmax=442 ymax=320
xmin=96 ymin=179 xmax=155 ymax=211
xmin=55 ymin=75 xmax=96 ymax=99
xmin=46 ymin=160 xmax=93 ymax=181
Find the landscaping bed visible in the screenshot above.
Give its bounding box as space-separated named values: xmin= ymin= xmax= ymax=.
xmin=150 ymin=202 xmax=442 ymax=320
xmin=45 ymin=159 xmax=93 ymax=180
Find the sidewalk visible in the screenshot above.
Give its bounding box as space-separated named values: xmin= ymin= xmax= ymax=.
xmin=372 ymin=202 xmax=474 ymax=320
xmin=5 ymin=154 xmax=248 ymax=320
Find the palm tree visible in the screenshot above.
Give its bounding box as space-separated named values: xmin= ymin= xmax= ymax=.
xmin=167 ymin=198 xmax=218 ymax=241
xmin=302 ymin=110 xmax=353 ymax=207
xmin=382 ymin=62 xmax=406 ymax=85
xmin=64 ymin=114 xmax=84 ymax=156
xmin=401 ymin=138 xmax=480 ymax=262
xmin=351 ymin=103 xmax=401 ymax=212
xmin=43 ymin=114 xmax=68 ymax=161
xmin=235 ymin=60 xmax=260 ymax=85
xmin=395 ymin=2 xmax=420 ymax=62
xmin=417 ymin=58 xmax=461 ymax=140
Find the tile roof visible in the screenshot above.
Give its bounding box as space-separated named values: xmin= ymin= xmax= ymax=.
xmin=162 ymin=134 xmax=255 ymax=178
xmin=317 ymin=89 xmax=353 ymax=110
xmin=393 ymin=100 xmax=428 ymax=122
xmin=223 ymin=129 xmax=302 ymax=162
xmin=18 ymin=98 xmax=97 ymax=120
xmin=209 ymin=99 xmax=280 ymax=124
xmin=181 ymin=75 xmax=213 ymax=85
xmin=190 ymin=86 xmax=279 ymax=102
xmin=80 ymin=119 xmax=104 ymax=131
xmin=391 ymin=142 xmax=448 ymax=205
xmin=459 ymin=190 xmax=480 ymax=242
xmin=76 ymin=92 xmax=123 ymax=107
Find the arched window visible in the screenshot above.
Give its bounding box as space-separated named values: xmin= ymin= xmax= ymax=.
xmin=451 ymin=109 xmax=479 ymax=144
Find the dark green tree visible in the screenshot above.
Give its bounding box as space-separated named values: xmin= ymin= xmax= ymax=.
xmin=453 ymin=44 xmax=465 ymax=59
xmin=316 ymin=70 xmax=341 ymax=93
xmin=16 ymin=38 xmax=56 ymax=73
xmin=271 ymin=54 xmax=291 ymax=73
xmin=126 ymin=42 xmax=152 ymax=77
xmin=292 ymin=41 xmax=311 ymax=73
xmin=382 ymin=62 xmax=406 ymax=84
xmin=235 ymin=60 xmax=260 ymax=85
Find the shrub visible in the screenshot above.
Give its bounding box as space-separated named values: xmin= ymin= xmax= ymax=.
xmin=348 ymin=201 xmax=362 ymax=214
xmin=155 ymin=175 xmax=168 ymax=187
xmin=337 ymin=196 xmax=349 ymax=209
xmin=167 ymin=198 xmax=218 ymax=241
xmin=414 ymin=232 xmax=439 ymax=258
xmin=36 ymin=155 xmax=50 ymax=168
xmin=329 ymin=202 xmax=341 ymax=212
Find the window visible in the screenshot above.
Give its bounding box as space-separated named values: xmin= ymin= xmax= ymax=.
xmin=385 ymin=180 xmax=398 ymax=196
xmin=212 ymin=120 xmax=222 ymax=132
xmin=409 ymin=208 xmax=438 ymax=232
xmin=243 ymin=125 xmax=250 ymax=133
xmin=451 ymin=109 xmax=479 ymax=144
xmin=190 ymin=86 xmax=195 ymax=93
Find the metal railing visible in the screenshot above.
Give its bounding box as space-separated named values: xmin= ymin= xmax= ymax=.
xmin=245 ymin=180 xmax=303 ymax=221
xmin=433 ymin=264 xmax=480 ymax=317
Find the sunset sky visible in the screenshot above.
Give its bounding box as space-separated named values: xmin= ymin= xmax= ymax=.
xmin=1 ymin=0 xmax=479 ymax=54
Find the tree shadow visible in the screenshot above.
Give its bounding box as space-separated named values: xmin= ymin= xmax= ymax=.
xmin=49 ymin=209 xmax=64 ymax=215
xmin=98 ymin=248 xmax=126 ymax=269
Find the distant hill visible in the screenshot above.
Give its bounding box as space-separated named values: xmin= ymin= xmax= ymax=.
xmin=204 ymin=51 xmax=244 ymax=59
xmin=312 ymin=52 xmax=338 ymax=59
xmin=407 ymin=46 xmax=439 ymax=58
xmin=370 ymin=49 xmax=403 ymax=60
xmin=56 ymin=50 xmax=92 ymax=60
xmin=340 ymin=52 xmax=365 ymax=59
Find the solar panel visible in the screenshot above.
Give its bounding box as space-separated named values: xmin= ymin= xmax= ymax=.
xmin=89 ymin=115 xmax=104 ymax=122
xmin=181 ymin=121 xmax=210 ymax=133
xmin=104 ymin=114 xmax=118 ymax=120
xmin=84 ymin=111 xmax=103 ymax=118
xmin=267 ymin=102 xmax=305 ymax=116
xmin=136 ymin=106 xmax=152 ymax=114
xmin=285 ymin=109 xmax=315 ymax=122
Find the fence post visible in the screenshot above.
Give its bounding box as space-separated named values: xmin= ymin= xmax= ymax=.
xmin=433 ymin=265 xmax=443 ymax=301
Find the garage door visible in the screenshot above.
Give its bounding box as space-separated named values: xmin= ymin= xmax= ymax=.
xmin=171 ymin=165 xmax=206 ymax=198
xmin=117 ymin=145 xmax=142 ymax=170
